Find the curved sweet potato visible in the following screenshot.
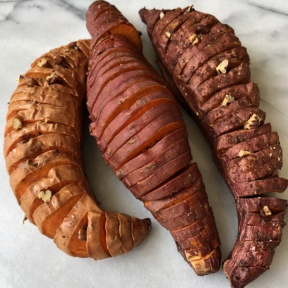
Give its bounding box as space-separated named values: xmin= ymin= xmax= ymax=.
xmin=4 ymin=39 xmax=151 ymax=260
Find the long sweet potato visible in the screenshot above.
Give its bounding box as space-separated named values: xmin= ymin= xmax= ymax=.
xmin=86 ymin=0 xmax=221 ymax=275
xmin=4 ymin=39 xmax=151 ymax=260
xmin=140 ymin=6 xmax=288 ymax=288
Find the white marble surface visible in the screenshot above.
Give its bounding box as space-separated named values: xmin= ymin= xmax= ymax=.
xmin=0 ymin=0 xmax=288 ymax=287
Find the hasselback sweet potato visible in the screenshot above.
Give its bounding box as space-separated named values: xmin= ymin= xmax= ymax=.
xmin=140 ymin=6 xmax=288 ymax=288
xmin=4 ymin=39 xmax=151 ymax=260
xmin=86 ymin=0 xmax=221 ymax=275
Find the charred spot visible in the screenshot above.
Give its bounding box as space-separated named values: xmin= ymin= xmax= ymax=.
xmin=68 ymin=42 xmax=79 ymax=50
xmin=21 ymin=134 xmax=34 ymax=144
xmin=196 ymin=25 xmax=210 ymax=35
xmin=239 ymin=259 xmax=248 ymax=267
xmin=47 ymin=74 xmax=63 ymax=85
xmin=232 ymin=273 xmax=240 ymax=281
xmin=26 ymin=77 xmax=39 ymax=87
xmin=39 ymin=59 xmax=52 ymax=68
xmin=28 ymin=159 xmax=39 ymax=167
xmin=54 ymin=55 xmax=70 ymax=68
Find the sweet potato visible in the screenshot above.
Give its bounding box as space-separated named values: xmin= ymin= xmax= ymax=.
xmin=140 ymin=6 xmax=288 ymax=287
xmin=86 ymin=1 xmax=221 ymax=276
xmin=4 ymin=39 xmax=151 ymax=260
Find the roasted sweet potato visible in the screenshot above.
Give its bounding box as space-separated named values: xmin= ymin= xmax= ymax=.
xmin=140 ymin=6 xmax=288 ymax=288
xmin=86 ymin=1 xmax=221 ymax=276
xmin=4 ymin=39 xmax=151 ymax=260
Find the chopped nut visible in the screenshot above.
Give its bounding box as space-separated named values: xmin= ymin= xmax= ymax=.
xmin=216 ymin=59 xmax=229 ymax=74
xmin=165 ymin=31 xmax=171 ymax=38
xmin=12 ymin=116 xmax=23 ymax=130
xmin=160 ymin=11 xmax=165 ymax=19
xmin=263 ymin=205 xmax=272 ymax=216
xmin=244 ymin=113 xmax=262 ymax=130
xmin=192 ymin=37 xmax=199 ymax=45
xmin=189 ymin=34 xmax=197 ymax=43
xmin=37 ymin=190 xmax=52 ymax=203
xmin=53 ymin=55 xmax=69 ymax=68
xmin=46 ymin=71 xmax=62 ymax=85
xmin=185 ymin=5 xmax=194 ymax=13
xmin=238 ymin=150 xmax=252 ymax=157
xmin=115 ymin=169 xmax=122 ymax=177
xmin=68 ymin=42 xmax=79 ymax=50
xmin=221 ymin=94 xmax=235 ymax=106
xmin=26 ymin=77 xmax=38 ymax=87
xmin=37 ymin=58 xmax=51 ymax=68
xmin=16 ymin=75 xmax=25 ymax=82
xmin=128 ymin=137 xmax=137 ymax=144
xmin=145 ymin=162 xmax=157 ymax=171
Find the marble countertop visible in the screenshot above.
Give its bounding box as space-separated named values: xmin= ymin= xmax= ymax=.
xmin=0 ymin=1 xmax=287 ymax=287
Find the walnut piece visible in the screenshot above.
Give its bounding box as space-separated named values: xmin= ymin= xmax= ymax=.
xmin=165 ymin=31 xmax=171 ymax=38
xmin=263 ymin=205 xmax=272 ymax=216
xmin=216 ymin=59 xmax=229 ymax=74
xmin=37 ymin=58 xmax=50 ymax=68
xmin=186 ymin=5 xmax=193 ymax=13
xmin=128 ymin=136 xmax=137 ymax=144
xmin=12 ymin=116 xmax=23 ymax=130
xmin=221 ymin=94 xmax=235 ymax=106
xmin=189 ymin=34 xmax=198 ymax=45
xmin=238 ymin=150 xmax=252 ymax=157
xmin=244 ymin=113 xmax=262 ymax=130
xmin=37 ymin=190 xmax=52 ymax=203
xmin=46 ymin=71 xmax=62 ymax=85
xmin=160 ymin=11 xmax=165 ymax=19
xmin=26 ymin=77 xmax=38 ymax=87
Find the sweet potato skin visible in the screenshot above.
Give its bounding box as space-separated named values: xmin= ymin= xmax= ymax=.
xmin=86 ymin=0 xmax=142 ymax=51
xmin=140 ymin=6 xmax=288 ymax=287
xmin=4 ymin=39 xmax=151 ymax=260
xmin=86 ymin=0 xmax=221 ymax=276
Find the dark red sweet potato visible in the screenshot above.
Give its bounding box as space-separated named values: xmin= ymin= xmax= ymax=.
xmin=86 ymin=0 xmax=221 ymax=276
xmin=140 ymin=6 xmax=287 ymax=287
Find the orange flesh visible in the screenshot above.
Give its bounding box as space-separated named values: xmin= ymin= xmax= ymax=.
xmin=100 ymin=213 xmax=111 ymax=256
xmin=67 ymin=214 xmax=89 ymax=258
xmin=109 ymin=24 xmax=142 ymax=51
xmin=36 ymin=194 xmax=83 ymax=238
xmin=98 ymin=85 xmax=171 ymax=140
xmin=113 ymin=122 xmax=185 ymax=170
xmin=100 ymin=98 xmax=177 ymax=153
